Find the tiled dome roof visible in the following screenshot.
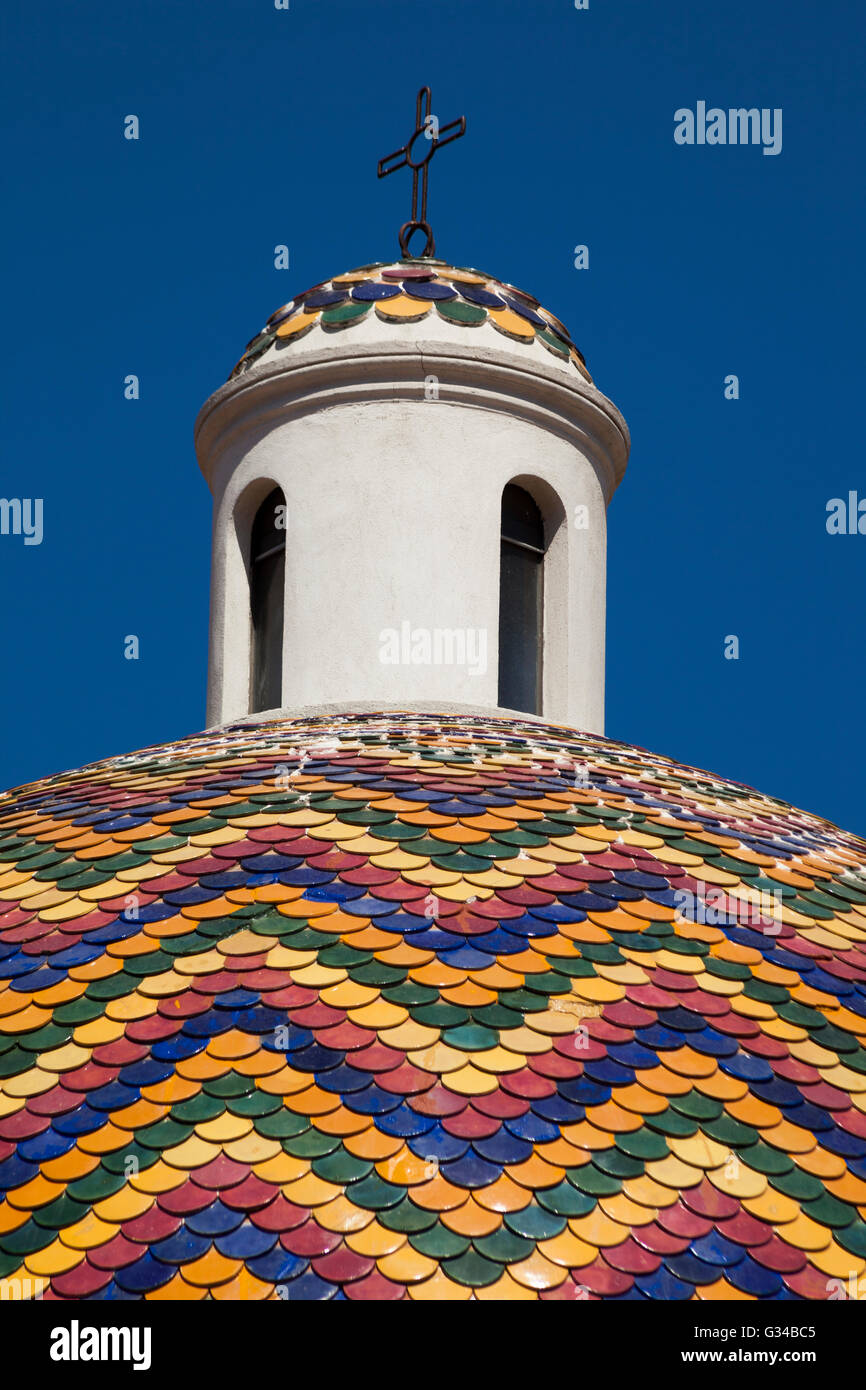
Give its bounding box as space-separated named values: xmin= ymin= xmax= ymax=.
xmin=229 ymin=260 xmax=592 ymax=385
xmin=1 ymin=711 xmax=865 ymax=1302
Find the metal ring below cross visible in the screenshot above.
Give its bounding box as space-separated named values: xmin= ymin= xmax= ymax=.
xmin=399 ymin=220 xmax=435 ymax=259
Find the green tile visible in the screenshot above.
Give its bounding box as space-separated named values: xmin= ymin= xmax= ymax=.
xmin=0 ymin=1047 xmax=30 ymax=1079
xmin=348 ymin=1172 xmax=407 ymax=1211
xmin=171 ymin=1094 xmax=225 ymax=1124
xmin=743 ymin=980 xmax=789 ymax=1004
xmin=256 ymin=1109 xmax=310 ymax=1140
xmin=124 ymin=951 xmax=176 ymax=978
xmin=671 ymin=1089 xmax=723 ymax=1122
xmin=371 ymin=823 xmax=429 ymax=842
xmin=767 ymin=1165 xmax=824 ymax=1202
xmin=508 ymin=1206 xmax=569 ymax=1239
xmin=734 ymin=1142 xmax=792 ymax=1176
xmin=802 ymin=1191 xmax=856 ymax=1229
xmin=312 ymin=1150 xmax=373 ymax=1184
xmin=646 ymin=1108 xmax=699 ymax=1138
xmin=283 ymin=1128 xmax=340 ymax=1159
xmin=86 ymin=972 xmax=138 ymax=1002
xmin=282 ymin=928 xmax=339 ymax=950
xmin=430 ymin=845 xmax=492 ymax=867
xmin=0 ymin=1252 xmax=25 ymax=1281
xmin=497 ymin=989 xmax=547 ymax=1014
xmin=136 ymin=1119 xmax=193 ymax=1152
xmin=567 ymin=1164 xmax=622 ymax=1197
xmin=228 ymin=1090 xmax=282 ymax=1118
xmin=702 ymin=1114 xmax=759 ymax=1148
xmin=472 ymin=1003 xmax=523 ymax=1029
xmin=379 ymin=1197 xmax=437 ymax=1234
xmin=103 ymin=1143 xmax=153 ymax=1175
xmin=199 ymin=916 xmax=250 ymax=940
xmin=322 ymin=300 xmax=372 ymax=328
xmin=339 ymin=807 xmax=393 ymax=826
xmin=539 ymin=1180 xmax=597 ymax=1216
xmin=574 ymin=944 xmax=623 ymax=966
xmin=474 ymin=1227 xmax=534 ymax=1263
xmin=133 ymin=834 xmax=186 ymax=853
xmin=317 ymin=944 xmax=372 ymax=969
xmin=203 ymin=1072 xmax=254 ymax=1099
xmin=836 ymin=1220 xmax=866 ymax=1258
xmin=811 ymin=1021 xmax=858 ymax=1054
xmin=409 ymin=1222 xmax=470 ymax=1260
xmin=349 ymin=962 xmax=406 ymax=987
xmin=163 ymin=932 xmax=213 ymax=957
xmin=437 ymin=300 xmax=487 ymax=326
xmin=492 ymin=829 xmax=547 ymax=848
xmin=383 ymin=982 xmax=438 ymax=1007
xmin=0 ymin=1219 xmax=55 ymax=1257
xmin=441 ymin=1249 xmax=502 ymax=1288
xmin=459 ymin=840 xmax=520 ymax=861
xmin=67 ymin=1166 xmax=127 ymax=1204
xmin=412 ymin=1002 xmax=470 ymax=1030
xmin=552 ymin=957 xmax=597 ymax=978
xmin=615 ymin=1128 xmax=670 ymax=1162
xmin=525 ymin=971 xmax=572 ymax=997
xmin=32 ymin=1193 xmax=89 ymax=1230
xmin=593 ymin=1147 xmax=644 ymax=1180
xmin=442 ymin=1023 xmax=498 ymax=1051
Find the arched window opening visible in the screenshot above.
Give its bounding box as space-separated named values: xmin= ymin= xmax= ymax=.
xmin=498 ymin=483 xmax=544 ymax=714
xmin=250 ymin=487 xmax=286 ymax=713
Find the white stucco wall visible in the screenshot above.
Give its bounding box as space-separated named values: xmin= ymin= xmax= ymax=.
xmin=195 ymin=327 xmax=629 ymax=733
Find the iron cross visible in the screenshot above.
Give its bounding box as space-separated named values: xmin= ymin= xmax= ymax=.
xmin=377 ymin=86 xmax=466 ymax=259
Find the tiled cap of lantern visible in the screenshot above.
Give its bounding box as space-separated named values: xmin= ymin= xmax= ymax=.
xmin=1 ymin=712 xmax=866 ymax=1301
xmin=229 ymin=260 xmax=592 ymax=385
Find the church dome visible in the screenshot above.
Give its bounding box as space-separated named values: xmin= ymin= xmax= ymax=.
xmin=1 ymin=710 xmax=864 ymax=1301
xmin=229 ymin=259 xmax=594 ymax=387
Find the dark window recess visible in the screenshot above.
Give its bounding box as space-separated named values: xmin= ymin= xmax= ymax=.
xmin=498 ymin=484 xmax=544 ymax=714
xmin=250 ymin=487 xmax=286 ymax=713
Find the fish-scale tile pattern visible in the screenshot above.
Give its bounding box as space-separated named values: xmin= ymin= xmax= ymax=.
xmin=229 ymin=260 xmax=591 ymax=383
xmin=1 ymin=712 xmax=866 ymax=1301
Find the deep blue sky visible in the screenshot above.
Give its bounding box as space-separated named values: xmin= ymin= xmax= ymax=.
xmin=1 ymin=0 xmax=864 ymax=834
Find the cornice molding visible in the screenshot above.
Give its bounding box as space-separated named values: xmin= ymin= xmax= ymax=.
xmin=194 ymin=340 xmax=630 ymax=498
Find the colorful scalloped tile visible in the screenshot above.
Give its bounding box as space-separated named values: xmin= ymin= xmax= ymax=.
xmin=227 ymin=261 xmax=592 ymax=385
xmin=1 ymin=712 xmax=866 ymax=1301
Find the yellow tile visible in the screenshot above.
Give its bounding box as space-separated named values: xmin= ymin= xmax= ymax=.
xmin=25 ymin=1241 xmax=84 ymax=1277
xmin=195 ymin=1113 xmax=253 ymax=1144
xmin=809 ymin=1241 xmax=865 ymax=1280
xmin=474 ymin=1270 xmax=538 ymax=1300
xmin=377 ymin=1245 xmax=438 ymax=1284
xmin=704 ymin=1161 xmax=768 ymax=1201
xmin=668 ymin=1133 xmax=731 ymax=1170
xmin=179 ymin=1249 xmax=242 ymax=1288
xmin=407 ymin=1269 xmax=472 ymax=1301
xmin=742 ymin=1187 xmax=800 ymax=1225
xmin=281 ymin=1173 xmax=341 ymax=1207
xmin=538 ymin=1228 xmax=596 ymax=1268
xmin=211 ymin=1269 xmax=274 ymax=1300
xmin=130 ymin=1160 xmax=188 ymax=1195
xmin=315 ymin=1195 xmax=375 ymax=1234
xmin=774 ymin=1212 xmax=833 ymax=1253
xmin=440 ymin=1198 xmax=501 ymax=1238
xmin=347 ymin=1000 xmax=408 ymax=1029
xmin=569 ymin=1209 xmax=629 ymax=1247
xmin=509 ymin=1250 xmax=568 ymax=1291
xmin=60 ymin=1212 xmax=119 ymax=1251
xmin=94 ymin=1188 xmax=155 ymax=1222
xmin=6 ymin=1174 xmax=64 ymax=1210
xmin=224 ymin=1134 xmax=282 ymax=1165
xmin=145 ymin=1272 xmax=207 ymax=1301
